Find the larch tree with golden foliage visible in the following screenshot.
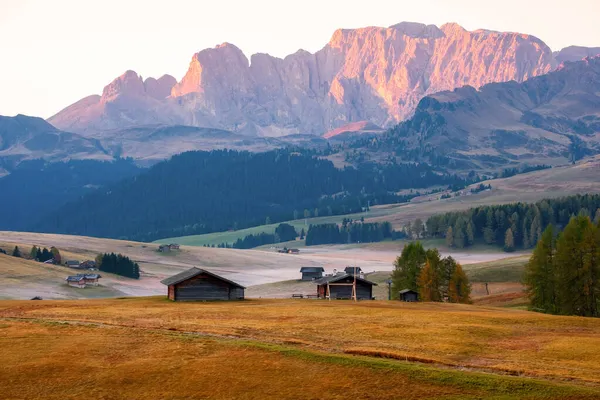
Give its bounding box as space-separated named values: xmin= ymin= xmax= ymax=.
xmin=448 ymin=263 xmax=471 ymax=304
xmin=417 ymin=260 xmax=442 ymax=302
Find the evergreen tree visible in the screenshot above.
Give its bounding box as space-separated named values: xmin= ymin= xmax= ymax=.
xmin=445 ymin=226 xmax=454 ymax=247
xmin=448 ymin=263 xmax=471 ymax=304
xmin=30 ymin=245 xmax=39 ymax=260
xmin=595 ymin=208 xmax=600 ymax=225
xmin=453 ymin=222 xmax=465 ymax=248
xmin=554 ymin=216 xmax=600 ymax=317
xmin=522 ymin=219 xmax=531 ymax=249
xmin=466 ymin=221 xmax=475 ymax=246
xmin=391 ymin=242 xmax=426 ymax=294
xmin=417 ymin=260 xmax=442 ymax=302
xmin=12 ymin=246 xmax=21 ymax=258
xmin=483 ymin=210 xmax=496 ymax=244
xmin=293 ymin=210 xmax=299 ymax=220
xmin=524 ymin=225 xmax=557 ymax=314
xmin=530 ymin=215 xmax=542 ymax=247
xmin=265 ymin=216 xmax=271 ymax=225
xmin=439 ymin=256 xmax=459 ymax=298
xmin=504 ymin=228 xmax=515 ymax=252
xmin=412 ymin=219 xmax=423 ymax=239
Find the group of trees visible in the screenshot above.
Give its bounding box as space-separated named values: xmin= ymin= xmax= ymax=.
xmin=525 ymin=216 xmax=600 ymax=317
xmin=391 ymin=242 xmax=471 ymax=303
xmin=95 ymin=253 xmax=140 ymax=279
xmin=406 ymin=194 xmax=600 ymax=252
xmin=305 ymin=221 xmax=401 ymax=246
xmin=29 ymin=246 xmax=61 ymax=263
xmin=7 ymin=245 xmax=61 ymax=264
xmin=35 ymin=149 xmax=473 ymax=242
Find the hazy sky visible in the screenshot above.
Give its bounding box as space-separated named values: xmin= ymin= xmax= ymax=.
xmin=1 ymin=0 xmax=599 ymax=119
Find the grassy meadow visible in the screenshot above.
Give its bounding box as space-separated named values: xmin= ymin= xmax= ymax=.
xmin=1 ymin=297 xmax=600 ymax=399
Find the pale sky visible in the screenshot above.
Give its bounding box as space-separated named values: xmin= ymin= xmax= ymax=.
xmin=1 ymin=0 xmax=599 ymax=119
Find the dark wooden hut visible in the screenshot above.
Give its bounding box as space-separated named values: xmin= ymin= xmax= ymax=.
xmin=299 ymin=266 xmax=324 ymax=281
xmin=399 ymin=289 xmax=419 ymax=302
xmin=316 ymin=274 xmax=376 ymax=300
xmin=161 ymin=267 xmax=245 ymax=301
xmin=343 ymin=266 xmax=363 ymax=275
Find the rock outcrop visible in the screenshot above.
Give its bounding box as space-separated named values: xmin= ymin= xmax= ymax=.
xmin=381 ymin=56 xmax=600 ymax=169
xmin=48 ymin=22 xmax=598 ymax=136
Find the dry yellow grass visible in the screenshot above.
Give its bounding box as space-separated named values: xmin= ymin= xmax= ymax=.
xmin=1 ymin=297 xmax=600 ymax=389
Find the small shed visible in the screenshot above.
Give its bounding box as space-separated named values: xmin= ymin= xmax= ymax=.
xmin=316 ymin=274 xmax=377 ymax=300
xmin=65 ymin=260 xmax=81 ymax=268
xmin=300 ymin=266 xmax=325 ymax=281
xmin=161 ymin=267 xmax=245 ymax=301
xmin=344 ymin=266 xmax=363 ymax=276
xmin=399 ymin=289 xmax=419 ymax=302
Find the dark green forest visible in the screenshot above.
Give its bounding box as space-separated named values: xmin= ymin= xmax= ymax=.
xmin=525 ymin=216 xmax=600 ymax=317
xmin=35 ymin=149 xmax=472 ymax=242
xmin=0 ymin=158 xmax=141 ymax=231
xmin=96 ymin=253 xmax=140 ymax=279
xmin=405 ymin=194 xmax=600 ymax=252
xmin=305 ymin=220 xmax=402 ymax=246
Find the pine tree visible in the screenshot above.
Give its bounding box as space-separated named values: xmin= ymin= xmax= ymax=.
xmin=30 ymin=245 xmax=39 ymax=260
xmin=453 ymin=223 xmax=465 ymax=248
xmin=483 ymin=210 xmax=495 ymax=244
xmin=445 ymin=226 xmax=454 ymax=248
xmin=12 ymin=246 xmax=21 ymax=258
xmin=522 ymin=219 xmax=531 ymax=249
xmin=504 ymin=228 xmax=515 ymax=252
xmin=466 ymin=221 xmax=475 ymax=246
xmin=530 ymin=215 xmax=542 ymax=247
xmin=300 ymin=228 xmax=305 ymax=240
xmin=555 ymin=216 xmax=600 ymax=317
xmin=448 ymin=263 xmax=471 ymax=304
xmin=524 ymin=225 xmax=557 ymax=313
xmin=595 ymin=208 xmax=600 ymax=225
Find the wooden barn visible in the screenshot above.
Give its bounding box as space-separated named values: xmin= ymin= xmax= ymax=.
xmin=316 ymin=274 xmax=377 ymax=300
xmin=399 ymin=289 xmax=419 ymax=302
xmin=161 ymin=267 xmax=245 ymax=301
xmin=299 ymin=266 xmax=324 ymax=281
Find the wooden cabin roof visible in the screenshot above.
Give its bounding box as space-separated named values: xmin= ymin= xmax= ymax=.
xmin=300 ymin=267 xmax=324 ymax=273
xmin=315 ymin=274 xmax=377 ymax=286
xmin=344 ymin=266 xmax=363 ymax=274
xmin=160 ymin=267 xmax=245 ymax=289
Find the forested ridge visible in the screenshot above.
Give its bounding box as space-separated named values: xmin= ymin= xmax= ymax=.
xmin=35 ymin=149 xmax=471 ymax=242
xmin=0 ymin=158 xmax=142 ymax=231
xmin=404 ymin=194 xmax=600 ymax=252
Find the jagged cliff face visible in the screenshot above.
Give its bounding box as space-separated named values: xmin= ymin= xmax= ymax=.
xmin=382 ymin=56 xmax=600 ymax=169
xmin=49 ymin=22 xmax=595 ymax=136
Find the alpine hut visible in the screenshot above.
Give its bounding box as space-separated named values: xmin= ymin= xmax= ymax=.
xmin=316 ymin=274 xmax=377 ymax=300
xmin=299 ymin=266 xmax=325 ymax=281
xmin=161 ymin=267 xmax=245 ymax=301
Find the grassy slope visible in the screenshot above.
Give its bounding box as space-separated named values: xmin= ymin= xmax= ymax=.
xmin=1 ymin=298 xmax=599 ymax=399
xmin=159 ymin=156 xmax=600 ymax=247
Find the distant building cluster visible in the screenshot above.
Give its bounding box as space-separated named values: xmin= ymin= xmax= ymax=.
xmin=158 ymin=243 xmax=180 ymax=253
xmin=65 ymin=274 xmax=102 ymax=289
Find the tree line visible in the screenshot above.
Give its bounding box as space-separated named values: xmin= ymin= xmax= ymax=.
xmin=5 ymin=245 xmax=62 ymax=264
xmin=525 ymin=216 xmax=600 ymax=317
xmin=403 ymin=194 xmax=600 ymax=252
xmin=391 ymin=242 xmax=471 ymax=303
xmin=95 ymin=253 xmax=140 ymax=279
xmin=35 ymin=149 xmax=474 ymax=242
xmin=305 ymin=220 xmax=403 ymax=246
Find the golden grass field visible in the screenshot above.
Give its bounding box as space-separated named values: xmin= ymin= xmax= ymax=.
xmin=1 ymin=298 xmax=600 ymax=399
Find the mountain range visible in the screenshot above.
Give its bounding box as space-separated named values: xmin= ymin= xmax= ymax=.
xmin=48 ymin=22 xmax=600 ymax=138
